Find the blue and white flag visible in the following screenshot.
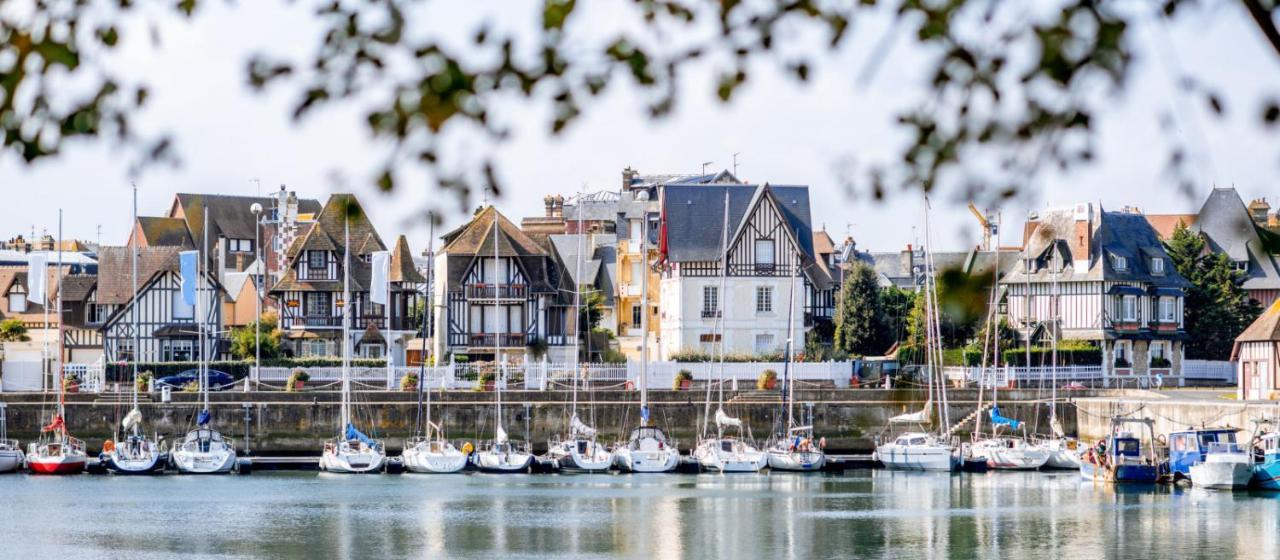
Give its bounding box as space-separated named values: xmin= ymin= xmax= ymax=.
xmin=370 ymin=250 xmax=390 ymax=305
xmin=26 ymin=253 xmax=47 ymax=304
xmin=179 ymin=250 xmax=199 ymax=306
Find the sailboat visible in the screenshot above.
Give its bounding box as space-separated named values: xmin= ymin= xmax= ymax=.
xmin=1039 ymin=243 xmax=1082 ymax=469
xmin=548 ymin=202 xmax=612 ymax=472
xmin=403 ymin=217 xmax=468 ymax=474
xmin=102 ymin=184 xmax=165 ymax=475
xmin=0 ymin=404 xmax=24 ymax=472
xmin=319 ymin=217 xmax=387 ymax=474
xmin=766 ymin=254 xmax=826 ymax=472
xmin=611 ymin=210 xmax=680 ymax=474
xmin=874 ymin=197 xmax=958 ymax=472
xmin=693 ymin=191 xmax=766 ymax=473
xmin=171 ymin=206 xmax=238 ymax=474
xmin=27 ymin=211 xmax=88 ymax=475
xmin=471 ymin=205 xmax=534 ymax=473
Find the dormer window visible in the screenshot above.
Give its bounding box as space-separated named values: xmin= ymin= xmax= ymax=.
xmin=8 ymin=291 xmax=27 ymax=313
xmin=1113 ymin=255 xmax=1127 ymax=271
xmin=1151 ymin=257 xmax=1165 ymax=275
xmin=1024 ymin=258 xmax=1037 ymax=273
xmin=307 ymin=250 xmax=326 ymax=270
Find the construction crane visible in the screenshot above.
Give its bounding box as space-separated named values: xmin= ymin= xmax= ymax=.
xmin=968 ymin=202 xmax=998 ymax=251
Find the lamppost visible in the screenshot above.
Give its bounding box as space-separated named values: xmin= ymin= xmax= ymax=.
xmin=250 ymin=202 xmax=263 ymax=383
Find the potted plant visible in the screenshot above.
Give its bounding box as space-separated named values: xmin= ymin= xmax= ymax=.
xmin=63 ymin=373 xmax=80 ymax=394
xmin=1150 ymin=356 xmax=1172 ymax=369
xmin=401 ymin=371 xmax=420 ymax=392
xmin=476 ymin=365 xmax=497 ymax=392
xmin=135 ymin=371 xmax=153 ymax=393
xmin=1114 ymin=357 xmax=1132 ymax=369
xmin=286 ymin=368 xmax=310 ymax=392
xmin=182 ymin=381 xmax=200 ymax=393
xmin=757 ymin=369 xmax=778 ymax=391
xmin=673 ymin=369 xmax=693 ymax=391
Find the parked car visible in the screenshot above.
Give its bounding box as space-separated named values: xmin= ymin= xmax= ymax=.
xmin=154 ymin=369 xmax=236 ymax=391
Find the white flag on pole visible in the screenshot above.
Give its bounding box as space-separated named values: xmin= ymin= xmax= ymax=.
xmin=26 ymin=254 xmax=48 ymax=304
xmin=370 ymin=250 xmax=391 ymax=305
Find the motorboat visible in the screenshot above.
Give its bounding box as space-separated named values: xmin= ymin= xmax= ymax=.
xmin=875 ymin=432 xmax=957 ymax=472
xmin=613 ymin=425 xmax=680 ymax=473
xmin=1079 ymin=417 xmax=1162 ymax=483
xmin=1189 ymin=441 xmax=1254 ymax=490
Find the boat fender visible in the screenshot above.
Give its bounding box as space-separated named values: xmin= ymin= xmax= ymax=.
xmin=819 ymin=437 xmax=827 ymax=450
xmin=462 ymin=441 xmax=475 ymax=455
xmin=384 ymin=458 xmax=405 ymax=474
xmin=102 ymin=440 xmax=115 ymax=453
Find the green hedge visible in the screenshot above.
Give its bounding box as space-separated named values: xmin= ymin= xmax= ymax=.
xmin=106 ymin=358 xmax=388 ymax=382
xmin=669 ymin=349 xmax=787 ymax=363
xmin=961 ymin=344 xmax=1101 ymax=367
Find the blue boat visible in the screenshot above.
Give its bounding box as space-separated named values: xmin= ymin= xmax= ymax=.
xmin=1166 ymin=427 xmax=1240 ymax=482
xmin=1079 ymin=417 xmax=1162 ymax=483
xmin=1252 ymin=432 xmax=1280 ymax=490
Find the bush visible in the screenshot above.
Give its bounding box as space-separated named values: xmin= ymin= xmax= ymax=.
xmin=474 ymin=366 xmax=497 ymax=392
xmin=135 ymin=371 xmax=153 ymax=392
xmin=669 ymin=349 xmax=787 ymax=363
xmin=1150 ymin=356 xmax=1172 ymax=368
xmin=757 ymin=369 xmax=777 ymax=390
xmin=673 ymin=369 xmax=693 ymax=390
xmin=1114 ymin=356 xmax=1132 ymax=368
xmin=105 ymin=358 xmax=389 ymax=383
xmin=998 ymin=343 xmax=1102 ymax=367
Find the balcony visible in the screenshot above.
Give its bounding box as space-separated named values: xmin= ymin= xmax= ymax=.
xmin=468 ymin=333 xmax=527 ymax=348
xmin=290 ymin=316 xmax=419 ymax=331
xmin=701 ymin=309 xmax=721 ymax=319
xmin=465 ymin=283 xmax=527 ymax=301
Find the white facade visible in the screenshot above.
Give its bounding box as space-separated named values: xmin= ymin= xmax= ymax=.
xmin=659 ymin=273 xmax=803 ymax=358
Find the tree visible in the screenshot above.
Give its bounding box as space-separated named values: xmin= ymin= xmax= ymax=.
xmin=1164 ymin=222 xmax=1263 ymax=360
xmin=833 ymin=263 xmax=881 ymax=357
xmin=229 ymin=312 xmax=283 ymax=362
xmin=4 ymin=2 xmax=1278 ymax=204
xmin=0 ymin=319 xmax=30 ymax=343
xmin=876 ymin=285 xmax=917 ymax=354
xmin=578 ymin=288 xmax=604 ymax=335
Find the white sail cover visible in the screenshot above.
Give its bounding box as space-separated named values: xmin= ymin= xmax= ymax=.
xmin=1051 ymin=417 xmax=1065 ymax=439
xmin=495 ymin=425 xmax=509 ymax=444
xmin=121 ymin=408 xmax=143 ymax=431
xmin=570 ymin=414 xmax=597 ymax=438
xmin=714 ymin=408 xmax=742 ymax=428
xmin=889 ymin=401 xmax=932 ymax=424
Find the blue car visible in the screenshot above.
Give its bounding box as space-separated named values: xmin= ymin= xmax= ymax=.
xmin=154 ymin=369 xmax=236 ymax=391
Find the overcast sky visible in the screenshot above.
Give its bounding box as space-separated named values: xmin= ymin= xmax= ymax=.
xmin=2 ymin=1 xmax=1278 ymax=254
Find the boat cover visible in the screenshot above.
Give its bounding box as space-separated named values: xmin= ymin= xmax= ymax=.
xmin=641 ymin=405 xmax=650 ymax=425
xmin=989 ymin=405 xmax=1021 ymax=430
xmin=570 ymin=415 xmax=597 ymax=438
xmin=345 ymin=423 xmax=374 ymax=446
xmin=495 ymin=425 xmax=509 ymax=444
xmin=122 ymin=408 xmax=143 ymax=432
xmin=889 ymin=402 xmax=931 ymax=424
xmin=42 ymin=415 xmax=65 ymax=432
xmin=715 ymin=408 xmax=741 ymax=428
xmin=197 ymin=409 xmax=211 ymax=426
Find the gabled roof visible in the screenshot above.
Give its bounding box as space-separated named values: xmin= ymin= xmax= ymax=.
xmin=272 ymin=194 xmax=385 ymax=293
xmin=95 ymin=246 xmax=184 ymax=305
xmin=60 ymin=275 xmax=97 ymax=302
xmin=1236 ymin=299 xmax=1280 ymax=343
xmin=441 ymin=206 xmax=547 ymax=257
xmin=134 ymin=217 xmax=194 ymax=248
xmin=1192 ymin=187 xmax=1280 ymax=291
xmin=173 ymin=193 xmax=322 ymax=243
xmin=661 ymin=184 xmax=756 ymax=262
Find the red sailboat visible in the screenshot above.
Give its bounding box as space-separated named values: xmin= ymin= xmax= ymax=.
xmin=26 ymin=210 xmax=87 ymax=475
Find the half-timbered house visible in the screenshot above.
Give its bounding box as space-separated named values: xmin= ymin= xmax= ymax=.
xmin=432 ymin=206 xmax=571 ymax=363
xmin=97 ymin=246 xmax=225 ymax=363
xmin=269 ymin=194 xmax=425 ymax=361
xmin=656 ymin=183 xmax=833 ymax=358
xmin=1002 ymin=203 xmax=1190 ymax=379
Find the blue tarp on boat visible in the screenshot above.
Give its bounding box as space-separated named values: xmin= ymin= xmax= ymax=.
xmin=989 ymin=405 xmax=1021 ymax=430
xmin=197 ymin=409 xmax=211 ymax=426
xmin=345 ymin=423 xmax=374 ymax=446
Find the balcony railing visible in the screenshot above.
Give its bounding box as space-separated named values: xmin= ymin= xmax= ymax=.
xmin=291 ymin=316 xmax=419 ymax=330
xmin=468 ymin=333 xmax=527 ymax=348
xmin=465 ymin=283 xmax=527 ymax=300
xmin=701 ymin=309 xmax=721 ymax=319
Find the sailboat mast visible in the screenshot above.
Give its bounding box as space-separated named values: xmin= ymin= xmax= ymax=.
xmin=492 ymin=206 xmax=502 ymax=432
xmin=131 ymin=184 xmax=140 ymax=414
xmin=341 ymin=217 xmax=351 ymax=433
xmin=56 ymin=210 xmax=65 ymax=427
xmin=200 ymin=206 xmax=209 ymax=413
xmin=702 ymin=190 xmax=731 ymax=439
xmin=784 ymin=250 xmax=798 ymax=431
xmin=1050 ymin=234 xmax=1060 ymax=428
xmin=639 ymin=213 xmax=650 ymax=425
xmin=571 ymin=190 xmax=584 ymax=422
xmin=415 ymin=217 xmax=434 ymax=438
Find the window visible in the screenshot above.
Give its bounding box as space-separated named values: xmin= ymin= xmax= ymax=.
xmin=163 ymin=340 xmax=195 ymax=362
xmin=1151 ymin=341 xmax=1167 ymax=360
xmin=361 ymin=344 xmax=384 ymax=359
xmin=631 ymin=304 xmax=642 ymax=328
xmin=7 ymin=292 xmax=26 ymax=313
xmin=173 ymin=287 xmax=195 ymax=319
xmin=755 ymin=239 xmax=776 ymax=270
xmin=1151 ymin=257 xmax=1164 ymax=274
xmin=630 ymin=219 xmax=642 ymax=244
xmin=308 ymin=250 xmax=327 ymax=270
xmin=754 ymin=333 xmax=775 ymax=354
xmin=305 ymin=292 xmax=330 ymax=317
xmin=228 ymin=239 xmax=254 ymax=253
xmin=1158 ymin=297 xmax=1176 ymax=323
xmin=1113 ymin=255 xmax=1127 ymax=271
xmin=304 ymin=339 xmax=331 ymax=357
xmin=117 ymin=340 xmax=135 ymax=362
xmin=631 ymin=261 xmax=643 ymax=285
xmin=756 ymin=286 xmax=773 ymax=313
xmin=702 ymin=286 xmax=719 ymax=318
xmin=698 ymin=333 xmax=721 ymax=343
xmin=87 ymin=303 xmax=105 ymax=324
xmin=1121 ymin=295 xmax=1137 ymax=321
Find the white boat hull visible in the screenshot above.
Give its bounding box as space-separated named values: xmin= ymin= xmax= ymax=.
xmin=103 ymin=451 xmax=164 ymax=474
xmin=973 ymin=440 xmax=1051 ymax=470
xmin=172 ymin=448 xmax=237 ymax=474
xmin=613 ymin=447 xmax=679 ymax=473
xmin=320 ymin=449 xmax=386 ymax=474
xmin=472 ymin=450 xmax=533 ymax=473
xmin=875 ymin=444 xmax=956 ymax=471
xmin=549 ymin=441 xmax=613 ymax=472
xmin=1191 ymin=461 xmax=1254 ymax=490
xmin=402 ymin=443 xmax=468 ymax=474
xmin=767 ymin=450 xmax=827 ymax=472
xmin=1042 ymin=439 xmax=1083 ymax=470
xmin=0 ymin=449 xmax=24 ymax=473
xmin=695 ymin=440 xmax=767 ymax=473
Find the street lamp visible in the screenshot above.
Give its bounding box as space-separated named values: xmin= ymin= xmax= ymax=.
xmin=250 ymin=202 xmax=263 ymax=383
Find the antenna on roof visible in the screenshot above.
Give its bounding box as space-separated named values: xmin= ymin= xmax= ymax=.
xmin=732 ymin=153 xmax=740 ymax=177
xmin=251 ymin=178 xmax=261 ymax=197
xmin=701 ymin=161 xmax=713 ymax=175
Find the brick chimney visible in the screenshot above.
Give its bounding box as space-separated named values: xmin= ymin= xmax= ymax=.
xmin=544 ymin=195 xmax=556 ymax=218
xmin=902 ymin=244 xmax=913 ymax=276
xmin=622 ymin=167 xmax=639 ymax=190
xmin=1071 ymin=203 xmax=1093 ymax=274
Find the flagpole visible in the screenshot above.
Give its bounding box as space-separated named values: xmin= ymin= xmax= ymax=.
xmin=385 ymin=247 xmax=393 ymax=390
xmin=56 ymin=209 xmax=65 ymax=430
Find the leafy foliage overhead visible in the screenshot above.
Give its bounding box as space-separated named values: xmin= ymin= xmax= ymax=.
xmin=2 ymin=1 xmax=1279 ymax=205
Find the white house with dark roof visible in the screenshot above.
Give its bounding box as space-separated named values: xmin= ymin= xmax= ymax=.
xmin=1002 ymin=203 xmax=1190 ymax=381
xmin=97 ymin=246 xmax=225 ymax=363
xmin=656 ymin=183 xmax=832 ymax=358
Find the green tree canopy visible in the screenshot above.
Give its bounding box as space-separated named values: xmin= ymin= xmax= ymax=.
xmin=229 ymin=312 xmax=283 ymax=362
xmin=833 ymin=262 xmax=881 ymax=357
xmin=1164 ymin=222 xmax=1263 ymax=360
xmin=0 ymin=318 xmax=30 ymax=343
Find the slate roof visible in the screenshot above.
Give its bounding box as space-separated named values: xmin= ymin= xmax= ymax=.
xmin=272 ymin=194 xmax=386 ymax=293
xmin=1192 ymin=188 xmax=1280 ymax=291
xmin=60 ymin=274 xmax=97 ymax=302
xmin=135 ymin=217 xmax=194 ymax=248
xmin=628 ymin=169 xmax=742 ymax=189
xmin=549 ymin=234 xmax=618 ymax=305
xmin=1001 ymin=206 xmax=1190 ymax=288
xmin=174 ymin=193 xmax=322 ymax=243
xmin=95 ymin=246 xmax=183 ymax=305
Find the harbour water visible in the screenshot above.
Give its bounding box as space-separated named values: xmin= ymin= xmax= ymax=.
xmin=4 ymin=470 xmax=1279 ymax=558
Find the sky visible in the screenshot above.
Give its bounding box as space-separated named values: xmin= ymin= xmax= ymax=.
xmin=2 ymin=1 xmax=1278 ymax=254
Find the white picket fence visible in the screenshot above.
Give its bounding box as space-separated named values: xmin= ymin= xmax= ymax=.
xmin=0 ymin=361 xmax=104 ymax=393
xmin=1182 ymin=360 xmax=1235 ymax=383
xmin=945 ymin=360 xmax=1237 ymax=388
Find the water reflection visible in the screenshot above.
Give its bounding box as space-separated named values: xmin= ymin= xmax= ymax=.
xmin=2 ymin=471 xmax=1278 ymax=558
